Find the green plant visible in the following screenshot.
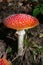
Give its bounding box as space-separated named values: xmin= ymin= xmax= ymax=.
xmin=30 ymin=0 xmax=38 ymax=2
xmin=32 ymin=4 xmax=43 ymax=17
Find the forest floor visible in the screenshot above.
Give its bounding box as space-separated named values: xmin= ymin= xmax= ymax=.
xmin=0 ymin=0 xmax=43 ymax=65
xmin=0 ymin=23 xmax=43 ymax=65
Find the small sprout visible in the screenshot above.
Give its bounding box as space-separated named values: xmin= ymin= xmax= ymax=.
xmin=6 ymin=47 xmax=12 ymax=53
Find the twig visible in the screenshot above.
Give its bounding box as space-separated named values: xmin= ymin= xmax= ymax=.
xmin=12 ymin=55 xmax=19 ymax=62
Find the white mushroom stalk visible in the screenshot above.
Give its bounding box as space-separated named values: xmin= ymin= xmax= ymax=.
xmin=16 ymin=30 xmax=25 ymax=56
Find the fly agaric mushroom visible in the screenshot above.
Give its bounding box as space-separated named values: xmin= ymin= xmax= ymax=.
xmin=3 ymin=14 xmax=39 ymax=56
xmin=0 ymin=58 xmax=10 ymax=65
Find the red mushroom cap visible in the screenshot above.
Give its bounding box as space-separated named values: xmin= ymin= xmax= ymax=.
xmin=0 ymin=58 xmax=10 ymax=65
xmin=3 ymin=14 xmax=39 ymax=30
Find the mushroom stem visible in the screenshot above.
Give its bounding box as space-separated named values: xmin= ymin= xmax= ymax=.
xmin=16 ymin=30 xmax=25 ymax=56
